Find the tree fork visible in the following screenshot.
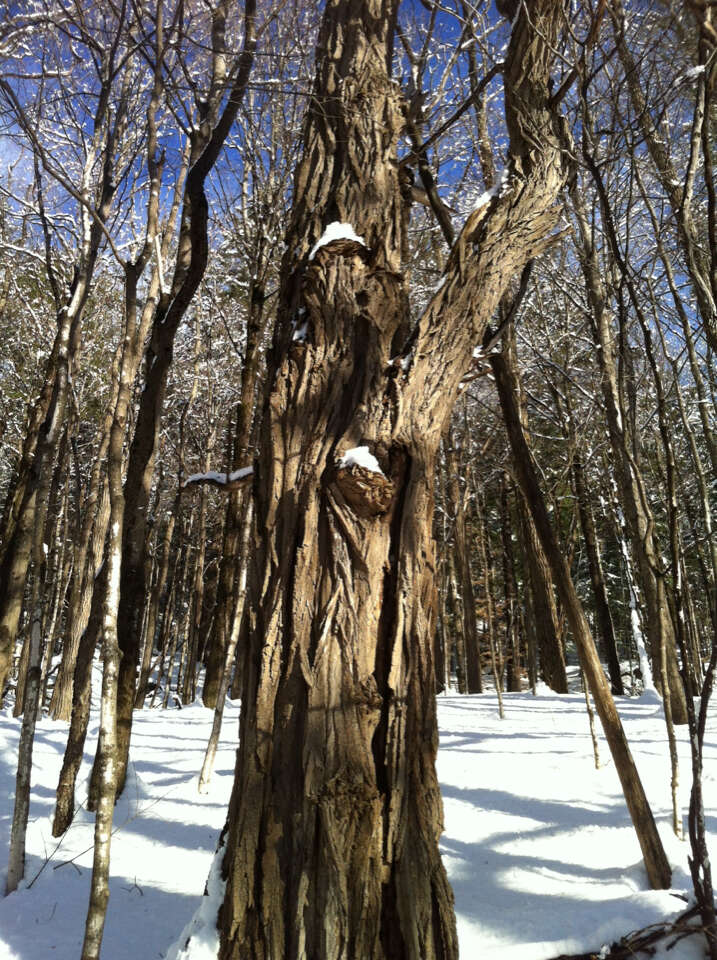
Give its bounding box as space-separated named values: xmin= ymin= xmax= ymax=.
xmin=202 ymin=1 xmax=577 ymax=957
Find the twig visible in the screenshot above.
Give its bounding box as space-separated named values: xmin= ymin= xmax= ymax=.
xmin=547 ymin=906 xmax=703 ymax=960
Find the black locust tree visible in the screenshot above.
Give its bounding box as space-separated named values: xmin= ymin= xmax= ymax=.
xmin=179 ymin=1 xmax=588 ymax=957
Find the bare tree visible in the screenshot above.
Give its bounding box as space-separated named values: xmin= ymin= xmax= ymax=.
xmin=170 ymin=2 xmax=667 ymax=956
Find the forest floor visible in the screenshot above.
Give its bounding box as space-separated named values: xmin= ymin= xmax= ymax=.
xmin=0 ymin=665 xmax=715 ymax=959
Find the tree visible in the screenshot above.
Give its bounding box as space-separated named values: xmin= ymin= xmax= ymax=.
xmin=174 ymin=1 xmax=607 ymax=956
xmin=0 ymin=1 xmax=136 ymax=696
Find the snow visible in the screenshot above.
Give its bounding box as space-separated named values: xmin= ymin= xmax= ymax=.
xmin=0 ymin=670 xmax=239 ymax=960
xmin=437 ymin=685 xmax=711 ymax=959
xmin=1 ymin=673 xmax=715 ymax=959
xmin=227 ymin=467 xmax=253 ymax=483
xmin=184 ymin=470 xmax=226 ymax=486
xmin=164 ymin=841 xmax=226 ymax=960
xmin=473 ymin=168 xmax=510 ymax=210
xmin=308 ymin=221 xmax=366 ymax=261
xmin=338 ymin=445 xmax=384 ymax=475
xmin=183 ymin=466 xmax=253 ymax=487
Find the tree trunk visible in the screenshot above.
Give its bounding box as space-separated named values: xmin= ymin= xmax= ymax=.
xmin=500 ymin=472 xmax=522 ymax=692
xmin=571 ymin=153 xmax=688 ymax=724
xmin=572 ymin=453 xmax=623 ymax=694
xmin=135 ymin=510 xmax=176 ymax=708
xmin=112 ymin=3 xmax=258 ymax=791
xmin=199 ymin=501 xmax=254 ymax=792
xmin=198 ymin=2 xmax=573 ymax=957
xmin=490 ymin=341 xmax=671 ymax=890
xmin=182 ymin=419 xmax=216 ymax=705
xmin=0 ymin=135 xmax=118 ymax=698
xmin=445 ymin=545 xmax=467 ymax=695
xmin=52 ymin=555 xmax=107 ymax=837
xmin=203 ymin=283 xmax=266 ymax=708
xmin=49 ymin=368 xmax=117 ymax=721
xmin=504 ymin=323 xmax=567 ymax=692
xmin=444 ymin=429 xmax=482 ymax=692
xmin=5 ymin=475 xmax=51 ymax=892
xmin=477 ymin=488 xmax=505 ymax=716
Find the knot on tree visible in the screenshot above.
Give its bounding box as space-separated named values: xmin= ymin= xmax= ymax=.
xmin=358 ymin=673 xmax=383 ymax=712
xmin=309 ymin=237 xmax=370 ymax=268
xmin=334 ymin=458 xmax=395 ymax=518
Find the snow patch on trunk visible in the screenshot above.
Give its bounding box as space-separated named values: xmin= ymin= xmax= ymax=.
xmin=338 ymin=445 xmax=384 ymax=475
xmin=473 ymin=168 xmax=510 ymax=210
xmin=308 ymin=222 xmax=366 ymax=260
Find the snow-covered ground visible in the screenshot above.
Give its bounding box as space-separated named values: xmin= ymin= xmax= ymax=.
xmin=0 ymin=669 xmax=715 ymax=959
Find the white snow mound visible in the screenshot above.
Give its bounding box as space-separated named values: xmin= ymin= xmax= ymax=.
xmin=308 ymin=222 xmax=366 ymax=260
xmin=338 ymin=446 xmax=384 ymax=475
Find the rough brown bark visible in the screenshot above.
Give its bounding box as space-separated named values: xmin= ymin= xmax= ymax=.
xmin=207 ymin=2 xmax=571 ymax=958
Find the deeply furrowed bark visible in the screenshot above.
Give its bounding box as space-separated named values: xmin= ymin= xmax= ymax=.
xmin=208 ymin=2 xmax=571 ymax=958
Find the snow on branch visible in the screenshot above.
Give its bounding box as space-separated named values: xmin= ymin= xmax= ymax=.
xmin=472 ymin=168 xmax=510 ymax=211
xmin=183 ymin=466 xmax=253 ymax=491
